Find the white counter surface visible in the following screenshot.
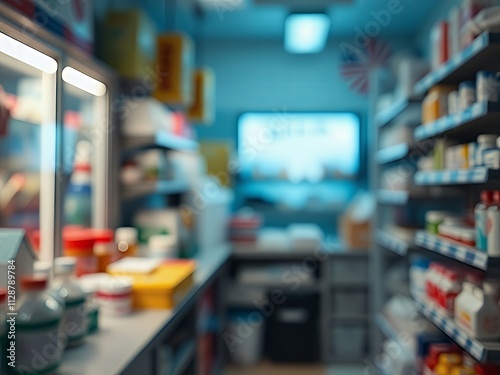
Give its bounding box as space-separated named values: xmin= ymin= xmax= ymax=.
xmin=56 ymin=245 xmax=231 ymax=375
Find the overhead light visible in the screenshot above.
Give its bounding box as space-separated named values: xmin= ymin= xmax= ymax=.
xmin=285 ymin=13 xmax=331 ymax=54
xmin=0 ymin=32 xmax=57 ymax=74
xmin=62 ymin=67 xmax=107 ymax=97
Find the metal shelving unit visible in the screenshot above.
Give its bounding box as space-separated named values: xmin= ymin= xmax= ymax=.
xmin=376 ymin=143 xmax=410 ymax=165
xmin=372 ymin=29 xmax=500 ymax=369
xmin=375 ymin=96 xmax=419 ymax=128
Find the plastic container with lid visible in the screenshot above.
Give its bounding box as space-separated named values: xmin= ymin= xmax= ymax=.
xmin=458 ymin=81 xmax=476 ymax=111
xmin=15 ymin=277 xmax=64 ymax=373
xmin=64 ymin=231 xmax=97 ymax=276
xmin=454 ymin=282 xmax=500 ymax=340
xmin=79 ymin=273 xmax=110 ymax=333
xmin=422 ymin=85 xmax=455 ymax=124
xmin=115 ymin=227 xmax=138 ymax=257
xmin=95 ymin=276 xmax=133 ymax=316
xmin=476 ymin=135 xmax=497 ymax=166
xmin=53 ymin=257 xmax=87 ymax=347
xmin=92 ymin=229 xmax=116 ymax=273
xmin=34 ymin=261 xmax=66 ymax=308
xmin=487 ymin=191 xmax=500 ymax=256
xmin=475 ymin=191 xmax=493 ymax=252
xmin=148 ymin=234 xmax=177 ymax=259
xmin=426 ymin=211 xmax=447 ymax=235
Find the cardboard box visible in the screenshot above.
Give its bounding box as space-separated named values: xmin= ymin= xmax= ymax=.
xmin=188 ymin=68 xmax=215 ymax=125
xmin=100 ymin=9 xmax=156 ymax=79
xmin=154 ymin=33 xmax=194 ymax=106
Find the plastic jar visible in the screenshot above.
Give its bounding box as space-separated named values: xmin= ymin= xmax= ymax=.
xmin=92 ymin=229 xmax=116 ymax=273
xmin=425 ymin=211 xmax=447 ymax=235
xmin=53 ymin=257 xmax=87 ymax=347
xmin=458 ymin=81 xmax=476 ymax=111
xmin=16 ymin=277 xmax=64 ymax=373
xmin=79 ymin=273 xmax=110 ymax=334
xmin=115 ymin=227 xmax=138 ymax=257
xmin=148 ymin=234 xmax=177 ymax=258
xmin=64 ymin=233 xmax=97 ymax=276
xmin=96 ymin=277 xmax=133 ymax=316
xmin=476 ymin=134 xmax=497 ymax=166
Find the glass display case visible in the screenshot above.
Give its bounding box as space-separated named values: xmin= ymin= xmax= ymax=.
xmin=0 ymin=19 xmax=116 ymax=262
xmin=0 ymin=24 xmax=59 ymax=262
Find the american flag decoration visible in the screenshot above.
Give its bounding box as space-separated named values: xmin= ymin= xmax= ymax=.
xmin=339 ymin=39 xmax=392 ymax=95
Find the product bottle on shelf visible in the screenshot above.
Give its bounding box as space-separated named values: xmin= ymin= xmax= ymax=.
xmin=486 ymin=190 xmax=500 ymax=256
xmin=65 ymin=140 xmax=93 ymax=227
xmin=0 ymin=289 xmax=6 ymax=374
xmin=15 ymin=277 xmax=65 ymax=373
xmin=53 ymin=257 xmax=87 ymax=347
xmin=34 ymin=261 xmax=66 ymax=308
xmin=475 ymin=190 xmax=493 ymax=251
xmin=440 ymin=269 xmax=462 ymax=315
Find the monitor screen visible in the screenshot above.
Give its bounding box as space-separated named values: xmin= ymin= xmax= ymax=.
xmin=237 ymin=112 xmax=360 ymax=182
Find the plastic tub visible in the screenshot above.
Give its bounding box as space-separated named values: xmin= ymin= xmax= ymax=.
xmin=63 ymin=230 xmax=97 ymax=276
xmin=96 ymin=277 xmax=133 ymax=316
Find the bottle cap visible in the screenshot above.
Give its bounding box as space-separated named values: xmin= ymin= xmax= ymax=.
xmin=21 ymin=276 xmax=48 ymax=291
xmin=477 ymin=134 xmax=498 ymax=144
xmin=481 ymin=190 xmax=493 ymax=203
xmin=459 ymin=80 xmax=476 ymax=89
xmin=426 ymin=211 xmax=447 ymax=223
xmin=34 ymin=261 xmax=52 ymax=278
xmin=0 ymin=289 xmax=7 ymax=303
xmin=54 ymin=257 xmax=77 ymax=275
xmin=493 ymin=191 xmax=500 ymax=202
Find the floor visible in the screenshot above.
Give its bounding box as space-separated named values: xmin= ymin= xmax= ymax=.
xmin=224 ymin=363 xmax=366 ymax=375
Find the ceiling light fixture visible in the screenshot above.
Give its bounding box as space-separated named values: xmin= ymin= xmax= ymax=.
xmin=284 ymin=13 xmax=331 ymax=54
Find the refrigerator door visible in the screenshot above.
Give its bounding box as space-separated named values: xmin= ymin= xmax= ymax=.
xmin=60 ymin=57 xmax=114 ymax=233
xmin=0 ymin=25 xmax=59 ymax=262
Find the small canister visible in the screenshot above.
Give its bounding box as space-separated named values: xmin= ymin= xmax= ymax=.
xmin=447 ymin=90 xmax=459 ymax=116
xmin=476 ymin=134 xmax=497 ymax=166
xmin=459 ymin=81 xmax=476 ymax=111
xmin=148 ymin=234 xmax=177 ymax=259
xmin=96 ymin=277 xmax=133 ymax=316
xmin=63 ymin=233 xmax=97 ymax=277
xmin=477 ymin=71 xmax=499 ymax=103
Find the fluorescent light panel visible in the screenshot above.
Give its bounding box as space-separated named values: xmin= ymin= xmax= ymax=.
xmin=285 ymin=13 xmax=330 ymax=54
xmin=0 ymin=32 xmax=57 ymax=74
xmin=62 ymin=67 xmax=107 ymax=97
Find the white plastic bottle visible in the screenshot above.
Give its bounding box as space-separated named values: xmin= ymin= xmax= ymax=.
xmin=475 ymin=190 xmax=493 ymax=251
xmin=476 ymin=135 xmax=497 ymax=166
xmin=148 ymin=234 xmax=177 ymax=259
xmin=15 ymin=277 xmax=65 ymax=373
xmin=53 ymin=257 xmax=87 ymax=347
xmin=487 ymin=190 xmax=500 ymax=256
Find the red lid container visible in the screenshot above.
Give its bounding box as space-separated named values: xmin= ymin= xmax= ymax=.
xmin=0 ymin=289 xmax=7 ymax=303
xmin=21 ymin=277 xmax=47 ymax=291
xmin=481 ymin=190 xmax=493 ymax=203
xmin=91 ymin=229 xmax=114 ymax=244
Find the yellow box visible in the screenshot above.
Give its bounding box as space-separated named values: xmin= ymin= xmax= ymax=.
xmin=188 ymin=69 xmax=215 ymax=125
xmin=154 ymin=33 xmax=194 ymax=106
xmin=108 ymin=260 xmax=196 ymax=309
xmin=99 ymin=10 xmax=156 ymax=79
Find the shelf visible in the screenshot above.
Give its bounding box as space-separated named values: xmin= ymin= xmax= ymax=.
xmin=414 ymin=32 xmax=500 ymax=96
xmin=375 ymin=97 xmax=417 ymax=128
xmin=414 ymin=167 xmax=500 ymax=186
xmin=122 ymin=180 xmax=190 ymax=200
xmin=377 ymin=190 xmax=409 ymax=206
xmin=171 ymin=339 xmax=196 ymax=375
xmin=414 ymin=231 xmax=500 ymax=271
xmin=376 ymin=143 xmax=410 ymax=164
xmin=413 ymin=293 xmax=500 ymax=362
xmin=414 ymin=102 xmax=500 ymax=142
xmin=376 ymin=313 xmax=399 ymax=341
xmin=122 ymin=131 xmax=198 ymax=153
xmin=375 ymin=230 xmax=410 ymax=256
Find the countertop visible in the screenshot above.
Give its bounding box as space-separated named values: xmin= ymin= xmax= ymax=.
xmin=56 ymin=245 xmax=231 ymax=375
